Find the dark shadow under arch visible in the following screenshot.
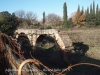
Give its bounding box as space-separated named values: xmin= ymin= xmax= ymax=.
xmin=35 ymin=34 xmax=60 ymax=49
xmin=17 ymin=32 xmax=32 ymax=58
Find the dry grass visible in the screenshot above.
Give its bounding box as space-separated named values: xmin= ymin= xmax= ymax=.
xmin=65 ymin=29 xmax=100 ymax=60
xmin=67 ymin=29 xmax=100 ymax=46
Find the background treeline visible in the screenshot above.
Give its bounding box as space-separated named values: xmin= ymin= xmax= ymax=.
xmin=70 ymin=1 xmax=100 ymax=28
xmin=0 ymin=11 xmax=38 ymax=35
xmin=0 ymin=1 xmax=100 ymax=36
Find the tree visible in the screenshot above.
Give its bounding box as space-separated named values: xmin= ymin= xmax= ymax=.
xmin=25 ymin=11 xmax=37 ymax=25
xmin=89 ymin=3 xmax=96 ymax=27
xmin=81 ymin=6 xmax=84 ymax=14
xmin=68 ymin=18 xmax=74 ymax=28
xmin=63 ymin=2 xmax=68 ymax=28
xmin=90 ymin=3 xmax=93 ymax=15
xmin=72 ymin=12 xmax=86 ymax=27
xmin=14 ymin=10 xmax=26 ymax=27
xmin=15 ymin=10 xmax=37 ymax=26
xmin=93 ymin=1 xmax=95 ymax=16
xmin=85 ymin=7 xmax=89 ymax=15
xmin=96 ymin=4 xmax=99 ymax=25
xmin=98 ymin=9 xmax=100 ymax=25
xmin=11 ymin=13 xmax=20 ymax=30
xmin=85 ymin=7 xmax=90 ymax=26
xmin=46 ymin=13 xmax=61 ymax=27
xmin=0 ymin=11 xmax=19 ymax=35
xmin=15 ymin=10 xmax=25 ymax=19
xmin=97 ymin=7 xmax=100 ymax=25
xmin=43 ymin=12 xmax=45 ymax=24
xmin=96 ymin=4 xmax=99 ymax=19
xmin=77 ymin=5 xmax=80 ymax=12
xmin=86 ymin=7 xmax=89 ymax=15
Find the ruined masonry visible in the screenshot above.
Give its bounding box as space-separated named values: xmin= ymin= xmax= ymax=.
xmin=15 ymin=29 xmax=73 ymax=51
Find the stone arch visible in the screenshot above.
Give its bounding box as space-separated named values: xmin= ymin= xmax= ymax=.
xmin=17 ymin=32 xmax=30 ymax=45
xmin=14 ymin=29 xmax=73 ymax=63
xmin=14 ymin=29 xmax=72 ymax=50
xmin=33 ymin=33 xmax=65 ymax=50
xmin=35 ymin=34 xmax=56 ymax=48
xmin=15 ymin=31 xmax=33 ymax=45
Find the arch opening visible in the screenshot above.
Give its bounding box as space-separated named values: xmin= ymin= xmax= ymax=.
xmin=17 ymin=32 xmax=32 ymax=58
xmin=35 ymin=34 xmax=59 ymax=50
xmin=17 ymin=33 xmax=30 ymax=46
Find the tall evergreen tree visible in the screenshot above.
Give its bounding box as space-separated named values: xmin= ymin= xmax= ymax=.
xmin=43 ymin=12 xmax=45 ymax=24
xmin=63 ymin=2 xmax=68 ymax=28
xmin=93 ymin=1 xmax=95 ymax=15
xmin=95 ymin=4 xmax=99 ymax=26
xmin=85 ymin=7 xmax=90 ymax=26
xmin=77 ymin=5 xmax=80 ymax=12
xmin=90 ymin=3 xmax=93 ymax=15
xmin=98 ymin=9 xmax=100 ymax=25
xmin=81 ymin=6 xmax=84 ymax=14
xmin=85 ymin=10 xmax=87 ymax=14
xmin=89 ymin=3 xmax=96 ymax=27
xmin=86 ymin=7 xmax=89 ymax=15
xmin=85 ymin=7 xmax=89 ymax=18
xmin=96 ymin=4 xmax=99 ymax=20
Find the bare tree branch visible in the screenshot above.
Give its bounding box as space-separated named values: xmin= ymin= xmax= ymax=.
xmin=46 ymin=13 xmax=61 ymax=26
xmin=15 ymin=10 xmax=25 ymax=19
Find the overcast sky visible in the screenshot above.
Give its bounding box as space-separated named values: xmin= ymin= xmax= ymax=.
xmin=0 ymin=0 xmax=99 ymax=20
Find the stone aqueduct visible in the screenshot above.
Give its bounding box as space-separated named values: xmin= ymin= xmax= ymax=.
xmin=14 ymin=29 xmax=73 ymax=51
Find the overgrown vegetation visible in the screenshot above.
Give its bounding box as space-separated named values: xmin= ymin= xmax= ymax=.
xmin=71 ymin=1 xmax=100 ymax=28
xmin=0 ymin=11 xmax=19 ymax=35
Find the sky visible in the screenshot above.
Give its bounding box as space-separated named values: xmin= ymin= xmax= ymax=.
xmin=0 ymin=0 xmax=100 ymax=21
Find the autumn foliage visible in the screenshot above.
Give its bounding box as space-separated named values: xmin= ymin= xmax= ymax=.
xmin=72 ymin=12 xmax=86 ymax=28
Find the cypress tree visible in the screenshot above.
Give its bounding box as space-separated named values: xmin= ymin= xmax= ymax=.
xmin=87 ymin=7 xmax=89 ymax=15
xmin=43 ymin=12 xmax=45 ymax=24
xmin=90 ymin=3 xmax=93 ymax=15
xmin=93 ymin=1 xmax=95 ymax=15
xmin=81 ymin=6 xmax=84 ymax=14
xmin=95 ymin=4 xmax=99 ymax=26
xmin=98 ymin=8 xmax=100 ymax=25
xmin=77 ymin=5 xmax=80 ymax=12
xmin=96 ymin=4 xmax=99 ymax=20
xmin=90 ymin=3 xmax=96 ymax=27
xmin=89 ymin=3 xmax=93 ymax=27
xmin=85 ymin=10 xmax=87 ymax=14
xmin=63 ymin=2 xmax=68 ymax=28
xmin=85 ymin=7 xmax=90 ymax=26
